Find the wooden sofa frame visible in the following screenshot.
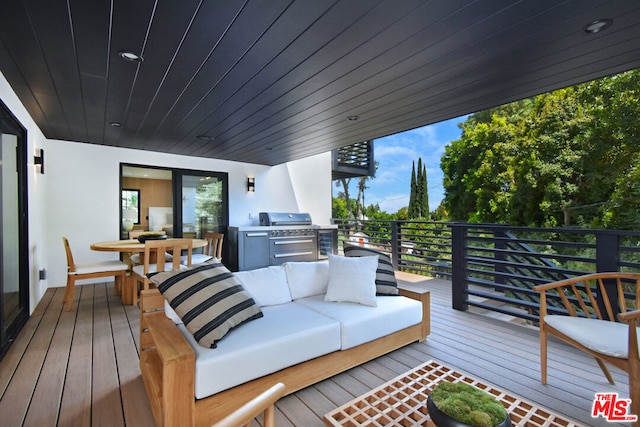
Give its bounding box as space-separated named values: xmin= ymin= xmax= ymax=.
xmin=139 ymin=285 xmax=431 ymax=427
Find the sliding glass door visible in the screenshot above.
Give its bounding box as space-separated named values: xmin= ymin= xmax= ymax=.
xmin=120 ymin=164 xmax=228 ymax=244
xmin=176 ymin=171 xmax=228 ymax=239
xmin=0 ymin=100 xmax=29 ymax=360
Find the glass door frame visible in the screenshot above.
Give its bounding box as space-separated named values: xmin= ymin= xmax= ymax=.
xmin=119 ymin=163 xmax=229 ymax=241
xmin=173 ymin=168 xmax=229 ymax=240
xmin=0 ymin=98 xmax=29 ymax=361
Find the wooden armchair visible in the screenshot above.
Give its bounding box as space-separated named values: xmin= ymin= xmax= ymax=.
xmin=211 ymin=383 xmax=285 ymax=427
xmin=534 ymin=272 xmax=640 ymax=422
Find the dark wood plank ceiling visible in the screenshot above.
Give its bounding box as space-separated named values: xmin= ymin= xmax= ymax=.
xmin=0 ymin=0 xmax=639 ymax=166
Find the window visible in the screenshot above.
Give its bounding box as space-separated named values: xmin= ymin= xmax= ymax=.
xmin=121 ymin=189 xmax=140 ymax=225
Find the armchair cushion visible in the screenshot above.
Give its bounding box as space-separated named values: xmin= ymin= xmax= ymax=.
xmin=545 ymin=315 xmax=640 ymax=358
xmin=151 ymin=260 xmax=263 ymax=348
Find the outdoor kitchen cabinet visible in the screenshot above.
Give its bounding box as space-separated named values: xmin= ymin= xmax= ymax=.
xmin=227 ymin=228 xmax=270 ymax=271
xmin=228 ymin=223 xmax=336 ymax=271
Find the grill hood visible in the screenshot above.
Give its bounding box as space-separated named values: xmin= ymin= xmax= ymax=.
xmin=259 ymin=212 xmax=312 ymax=226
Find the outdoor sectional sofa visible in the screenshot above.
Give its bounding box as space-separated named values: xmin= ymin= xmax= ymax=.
xmin=139 ymin=255 xmax=430 ymax=427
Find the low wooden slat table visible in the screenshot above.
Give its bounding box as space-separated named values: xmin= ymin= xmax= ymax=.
xmin=324 ymin=359 xmax=581 ymax=427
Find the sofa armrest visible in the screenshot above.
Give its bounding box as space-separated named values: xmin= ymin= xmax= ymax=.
xmin=398 ymin=284 xmax=430 ymax=340
xmin=140 ymin=289 xmax=196 ymax=427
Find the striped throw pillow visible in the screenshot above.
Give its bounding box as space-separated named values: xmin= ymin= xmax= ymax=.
xmin=343 ymin=244 xmax=399 ymax=296
xmin=150 ymin=260 xmax=263 ymax=348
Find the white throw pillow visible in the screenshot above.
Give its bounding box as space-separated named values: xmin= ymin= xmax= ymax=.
xmin=234 ymin=266 xmax=292 ymax=306
xmin=324 ymin=254 xmax=378 ymax=307
xmin=284 ymin=261 xmax=329 ymax=299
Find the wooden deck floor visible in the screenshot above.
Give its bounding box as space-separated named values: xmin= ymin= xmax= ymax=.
xmin=0 ymin=274 xmax=630 ymax=427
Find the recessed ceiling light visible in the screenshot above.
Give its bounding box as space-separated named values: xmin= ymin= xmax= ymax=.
xmin=109 ymin=121 xmax=122 ymax=127
xmin=584 ymin=19 xmax=612 ymax=34
xmin=118 ymin=50 xmax=143 ymax=62
xmin=347 ymin=115 xmax=359 ymax=121
xmin=196 ymin=135 xmax=213 ymax=141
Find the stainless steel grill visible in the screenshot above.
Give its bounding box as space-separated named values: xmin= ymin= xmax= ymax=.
xmin=260 ymin=213 xmax=317 ymax=265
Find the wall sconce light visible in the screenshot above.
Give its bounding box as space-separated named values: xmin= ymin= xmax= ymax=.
xmin=247 ymin=177 xmax=255 ymax=192
xmin=34 ymin=148 xmax=44 ymax=174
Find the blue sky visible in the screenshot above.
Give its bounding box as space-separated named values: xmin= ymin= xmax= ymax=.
xmin=336 ymin=115 xmax=467 ymax=214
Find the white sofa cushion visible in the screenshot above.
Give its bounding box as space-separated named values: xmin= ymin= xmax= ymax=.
xmin=164 ymin=300 xmax=182 ymax=324
xmin=283 ymin=261 xmax=329 ymax=300
xmin=295 ymin=294 xmax=423 ymax=350
xmin=181 ymin=303 xmax=341 ymax=398
xmin=234 ymin=266 xmax=292 ymax=306
xmin=325 ymin=254 xmax=378 ymax=307
xmin=545 ymin=315 xmax=640 ymax=358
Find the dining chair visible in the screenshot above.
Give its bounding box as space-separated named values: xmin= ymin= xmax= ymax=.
xmin=534 ymin=272 xmax=640 ymax=421
xmin=62 ymin=236 xmax=128 ymax=311
xmin=181 ymin=232 xmax=224 ymax=265
xmin=127 ymin=231 xmax=170 ymax=266
xmin=131 ymin=238 xmax=193 ymax=305
xmin=211 ymin=382 xmax=285 ymax=427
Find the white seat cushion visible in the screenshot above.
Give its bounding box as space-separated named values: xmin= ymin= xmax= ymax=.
xmin=130 ymin=252 xmax=173 ymax=265
xmin=132 ymin=263 xmax=186 ymax=276
xmin=295 ymin=294 xmax=422 ymax=349
xmin=181 ymin=303 xmax=341 ymax=398
xmin=180 ymin=254 xmax=213 ymax=265
xmin=71 ymin=260 xmax=127 ymax=275
xmin=545 ymin=315 xmax=640 ymax=358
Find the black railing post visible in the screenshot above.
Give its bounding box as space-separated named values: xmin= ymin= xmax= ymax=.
xmin=494 ymin=229 xmax=507 ymax=288
xmin=596 ymin=231 xmax=620 ymax=318
xmin=451 ymin=223 xmax=468 ymax=311
xmin=391 ymin=221 xmax=400 ymax=270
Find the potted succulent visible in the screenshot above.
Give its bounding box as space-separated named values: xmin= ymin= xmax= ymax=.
xmin=427 ymin=381 xmax=511 ymax=427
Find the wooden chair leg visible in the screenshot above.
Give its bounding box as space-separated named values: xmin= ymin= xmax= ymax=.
xmin=114 ymin=274 xmax=122 ymax=295
xmin=132 ymin=277 xmax=139 ymax=306
xmin=63 ymin=275 xmax=75 ymax=312
xmin=540 ymin=328 xmax=548 ymax=384
xmin=595 ymin=357 xmax=615 ymax=384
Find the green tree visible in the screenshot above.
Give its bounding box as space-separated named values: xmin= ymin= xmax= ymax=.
xmin=408 ymin=157 xmax=430 ymax=219
xmin=332 ymin=161 xmax=378 ymax=220
xmin=408 ymin=161 xmax=418 ymax=218
xmin=332 ymin=197 xmax=351 ymax=219
xmin=419 ymin=159 xmax=429 ymax=219
xmin=441 ymin=69 xmax=640 ymax=228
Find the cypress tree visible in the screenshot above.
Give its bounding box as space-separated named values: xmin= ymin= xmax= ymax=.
xmin=408 ymin=157 xmax=431 ymax=219
xmin=408 ymin=161 xmax=417 ymax=218
xmin=417 ymin=158 xmax=425 ymax=218
xmin=422 ymin=162 xmax=430 ymax=219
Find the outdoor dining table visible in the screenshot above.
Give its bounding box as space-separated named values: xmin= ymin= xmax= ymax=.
xmin=91 ymin=238 xmax=207 ymax=305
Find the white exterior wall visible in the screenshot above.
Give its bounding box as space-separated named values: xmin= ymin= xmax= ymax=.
xmin=0 ymin=69 xmax=332 ymax=313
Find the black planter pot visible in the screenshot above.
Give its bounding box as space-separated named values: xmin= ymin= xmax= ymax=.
xmin=427 ymin=394 xmax=512 ymax=427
